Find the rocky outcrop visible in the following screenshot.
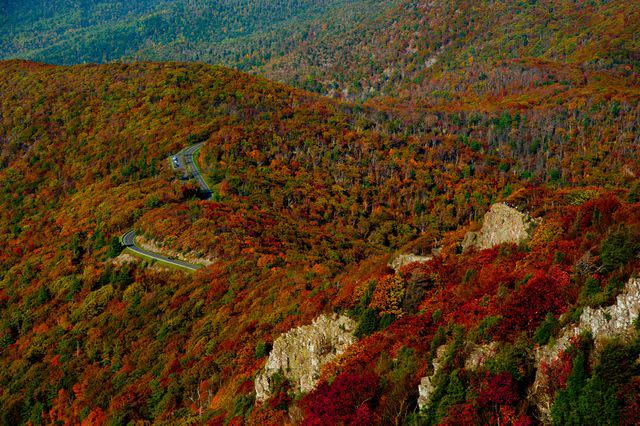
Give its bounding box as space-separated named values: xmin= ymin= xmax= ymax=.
xmin=580 ymin=279 xmax=640 ymax=343
xmin=418 ymin=345 xmax=449 ymax=410
xmin=464 ymin=342 xmax=498 ymax=371
xmin=255 ymin=314 xmax=357 ymax=401
xmin=389 ymin=254 xmax=432 ymax=272
xmin=416 ymin=342 xmax=497 ymax=411
xmin=530 ymin=277 xmax=640 ymax=422
xmin=462 ymin=203 xmax=536 ymax=250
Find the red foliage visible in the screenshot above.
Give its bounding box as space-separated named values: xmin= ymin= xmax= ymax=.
xmin=497 ymin=267 xmax=574 ymax=336
xmin=440 ymin=403 xmax=477 ymax=426
xmin=302 ymin=372 xmax=379 ymax=426
xmin=80 ymin=408 xmax=107 ymax=426
xmin=538 ymin=346 xmax=576 ymax=394
xmin=514 ymin=415 xmax=534 ymax=426
xmin=477 ymin=372 xmax=519 ymax=406
xmin=620 ymin=377 xmax=640 ymax=426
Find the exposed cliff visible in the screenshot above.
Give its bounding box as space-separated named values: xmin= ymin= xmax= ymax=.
xmin=417 ymin=345 xmax=449 ymax=410
xmin=389 ymin=254 xmax=433 ymax=272
xmin=530 ymin=277 xmax=640 ymax=422
xmin=255 ymin=314 xmax=357 ymax=401
xmin=462 ymin=203 xmax=536 ymax=250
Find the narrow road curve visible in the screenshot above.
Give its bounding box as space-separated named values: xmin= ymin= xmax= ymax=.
xmin=120 ymin=143 xmax=213 ymax=271
xmin=121 ymin=230 xmax=201 ymax=271
xmin=177 ymin=143 xmax=213 ymax=200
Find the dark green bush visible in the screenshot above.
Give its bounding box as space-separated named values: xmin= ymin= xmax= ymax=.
xmin=355 ymin=308 xmax=378 ymax=337
xmin=534 ymin=312 xmax=560 ymax=345
xmin=254 ymin=341 xmax=272 ymax=359
xmin=551 ymin=338 xmax=640 ymax=425
xmin=107 ymin=236 xmax=124 ymax=258
xmin=600 ymin=226 xmax=639 ymax=271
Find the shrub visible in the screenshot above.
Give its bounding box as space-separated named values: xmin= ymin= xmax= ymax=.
xmin=485 ymin=340 xmax=532 ymax=383
xmin=477 ymin=372 xmax=519 ymax=407
xmin=594 ymin=339 xmax=640 ymax=388
xmin=550 ymin=338 xmax=640 ymax=425
xmin=600 ymin=226 xmax=639 ymax=272
xmin=233 ymin=394 xmax=255 ymax=419
xmin=370 ymin=275 xmax=405 ymax=317
xmin=628 ymin=181 xmax=640 ymax=203
xmin=302 ymin=372 xmax=379 ymax=425
xmin=106 ymin=236 xmax=124 ymax=258
xmin=355 ymin=308 xmax=378 ymax=338
xmin=533 ymin=312 xmax=560 ymax=345
xmin=254 ymin=341 xmax=272 ymax=359
xmin=72 ymin=285 xmax=114 ymax=320
xmin=474 ymin=316 xmax=501 ymax=343
xmin=435 ymin=370 xmax=467 ymax=421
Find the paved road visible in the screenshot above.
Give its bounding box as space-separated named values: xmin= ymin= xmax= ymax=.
xmin=121 ymin=230 xmax=202 ymax=271
xmin=121 ymin=144 xmax=213 ymax=271
xmin=176 ymin=143 xmax=213 ymax=200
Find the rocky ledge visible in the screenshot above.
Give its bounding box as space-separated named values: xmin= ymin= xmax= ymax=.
xmin=255 ymin=313 xmax=357 ymax=401
xmin=462 ymin=203 xmax=536 ymax=251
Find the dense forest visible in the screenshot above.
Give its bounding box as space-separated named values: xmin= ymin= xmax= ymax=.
xmin=266 ymin=0 xmax=640 ymax=100
xmin=0 ymin=0 xmax=391 ymax=69
xmin=3 ymin=0 xmax=638 ymax=102
xmin=0 ymin=58 xmax=638 ymax=424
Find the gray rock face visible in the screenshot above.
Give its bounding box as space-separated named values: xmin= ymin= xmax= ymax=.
xmin=580 ymin=278 xmax=640 ymax=341
xmin=464 ymin=342 xmax=498 ymax=371
xmin=389 ymin=254 xmax=433 ymax=272
xmin=417 ymin=345 xmax=448 ymax=410
xmin=462 ymin=203 xmax=535 ymax=250
xmin=255 ymin=314 xmax=357 ymax=401
xmin=417 ymin=376 xmax=436 ymax=410
xmin=417 ymin=342 xmax=497 ymax=411
xmin=530 ymin=277 xmax=640 ymax=423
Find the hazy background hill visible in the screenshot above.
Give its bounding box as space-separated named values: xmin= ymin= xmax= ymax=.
xmin=0 ymin=0 xmax=393 ymax=69
xmin=2 ymin=0 xmax=639 ymax=102
xmin=264 ymin=0 xmax=640 ymax=100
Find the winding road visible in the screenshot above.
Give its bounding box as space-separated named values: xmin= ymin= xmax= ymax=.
xmin=178 ymin=143 xmax=213 ymax=200
xmin=120 ymin=143 xmax=214 ymax=271
xmin=121 ymin=230 xmax=201 ymax=271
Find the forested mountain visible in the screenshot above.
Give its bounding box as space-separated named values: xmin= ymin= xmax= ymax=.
xmin=0 ymin=58 xmax=638 ymax=424
xmin=0 ymin=0 xmax=392 ymax=69
xmin=3 ymin=0 xmax=638 ymax=102
xmin=265 ymin=0 xmax=640 ymax=100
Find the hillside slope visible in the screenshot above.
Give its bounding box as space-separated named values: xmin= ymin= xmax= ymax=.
xmin=263 ymin=0 xmax=640 ymax=101
xmin=4 ymin=0 xmax=638 ymax=106
xmin=0 ymin=60 xmax=639 ymax=424
xmin=0 ymin=0 xmax=392 ymax=69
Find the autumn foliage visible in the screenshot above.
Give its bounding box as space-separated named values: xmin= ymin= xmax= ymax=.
xmin=0 ymin=42 xmax=638 ymax=425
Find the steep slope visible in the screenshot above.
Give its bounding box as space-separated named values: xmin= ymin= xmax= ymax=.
xmin=4 ymin=0 xmax=638 ymax=106
xmin=0 ymin=60 xmax=639 ymax=425
xmin=263 ymin=0 xmax=640 ymax=101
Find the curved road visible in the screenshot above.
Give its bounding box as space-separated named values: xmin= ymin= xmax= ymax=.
xmin=120 ymin=143 xmax=214 ymax=271
xmin=178 ymin=143 xmax=213 ymax=200
xmin=121 ymin=230 xmax=202 ymax=271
